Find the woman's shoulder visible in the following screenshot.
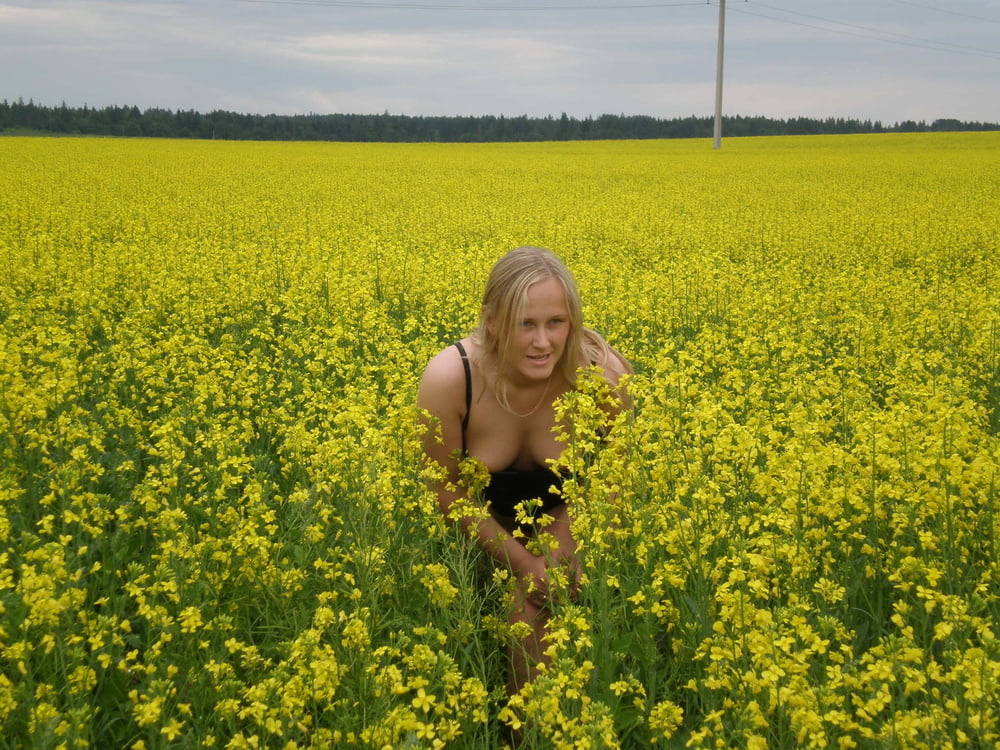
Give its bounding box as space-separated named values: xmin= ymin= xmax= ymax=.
xmin=581 ymin=329 xmax=632 ymax=387
xmin=583 ymin=335 xmax=633 ymax=411
xmin=601 ymin=348 xmax=632 ymax=385
xmin=417 ymin=340 xmax=471 ymax=411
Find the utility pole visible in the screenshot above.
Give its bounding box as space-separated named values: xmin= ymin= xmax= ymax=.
xmin=713 ymin=0 xmax=726 ymax=149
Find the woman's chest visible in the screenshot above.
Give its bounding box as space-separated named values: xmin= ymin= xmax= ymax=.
xmin=464 ymin=400 xmax=567 ymax=472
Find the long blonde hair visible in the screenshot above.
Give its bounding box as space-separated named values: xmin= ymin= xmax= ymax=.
xmin=471 ymin=247 xmax=628 ymax=403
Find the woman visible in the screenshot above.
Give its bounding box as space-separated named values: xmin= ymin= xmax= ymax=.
xmin=416 ymin=246 xmax=631 ymax=695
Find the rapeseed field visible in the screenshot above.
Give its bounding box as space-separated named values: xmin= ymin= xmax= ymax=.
xmin=1 ymin=132 xmax=998 ymax=749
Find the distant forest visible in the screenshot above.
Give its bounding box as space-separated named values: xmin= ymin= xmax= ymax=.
xmin=3 ymin=99 xmax=998 ymax=142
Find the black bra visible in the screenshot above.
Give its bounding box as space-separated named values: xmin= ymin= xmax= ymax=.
xmin=453 ymin=341 xmax=566 ymax=519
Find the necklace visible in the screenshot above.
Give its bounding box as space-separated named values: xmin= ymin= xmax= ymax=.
xmin=498 ymin=376 xmax=552 ymax=418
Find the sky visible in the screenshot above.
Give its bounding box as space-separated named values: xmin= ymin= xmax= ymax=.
xmin=2 ymin=0 xmax=999 ymax=124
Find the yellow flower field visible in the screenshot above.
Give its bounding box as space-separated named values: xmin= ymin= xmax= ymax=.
xmin=1 ymin=132 xmax=998 ymax=749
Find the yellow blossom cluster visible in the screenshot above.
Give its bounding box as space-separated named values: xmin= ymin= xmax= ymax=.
xmin=1 ymin=132 xmax=998 ymax=748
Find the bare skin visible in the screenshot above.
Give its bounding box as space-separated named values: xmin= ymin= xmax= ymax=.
xmin=417 ymin=278 xmax=627 ymax=693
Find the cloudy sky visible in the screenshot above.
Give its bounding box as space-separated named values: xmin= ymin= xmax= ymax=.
xmin=2 ymin=0 xmax=999 ymax=124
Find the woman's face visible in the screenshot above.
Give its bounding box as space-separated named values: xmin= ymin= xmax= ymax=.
xmin=502 ymin=277 xmax=571 ymax=385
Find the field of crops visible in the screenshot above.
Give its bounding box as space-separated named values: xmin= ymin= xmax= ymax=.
xmin=1 ymin=132 xmax=998 ymax=749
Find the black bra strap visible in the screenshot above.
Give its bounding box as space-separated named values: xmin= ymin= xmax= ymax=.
xmin=454 ymin=341 xmax=472 ymax=453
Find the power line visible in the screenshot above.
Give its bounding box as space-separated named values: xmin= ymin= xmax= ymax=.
xmin=886 ymin=0 xmax=1000 ymax=25
xmin=728 ymin=2 xmax=1000 ymax=61
xmin=751 ymin=1 xmax=1000 ymax=56
xmin=230 ymin=0 xmax=712 ymax=9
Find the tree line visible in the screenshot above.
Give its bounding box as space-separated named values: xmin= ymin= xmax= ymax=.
xmin=3 ymin=99 xmax=997 ymax=142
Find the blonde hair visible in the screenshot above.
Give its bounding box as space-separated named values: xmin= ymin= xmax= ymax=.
xmin=471 ymin=247 xmax=628 ymax=400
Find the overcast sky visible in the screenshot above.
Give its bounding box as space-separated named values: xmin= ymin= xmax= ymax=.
xmin=3 ymin=0 xmax=999 ymax=123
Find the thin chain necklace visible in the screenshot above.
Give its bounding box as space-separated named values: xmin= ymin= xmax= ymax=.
xmin=497 ymin=375 xmax=553 ymax=418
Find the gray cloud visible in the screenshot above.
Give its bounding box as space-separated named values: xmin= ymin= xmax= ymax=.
xmin=2 ymin=0 xmax=998 ymax=122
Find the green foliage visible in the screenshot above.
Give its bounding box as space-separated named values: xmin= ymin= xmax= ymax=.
xmin=2 ymin=98 xmax=998 ymax=142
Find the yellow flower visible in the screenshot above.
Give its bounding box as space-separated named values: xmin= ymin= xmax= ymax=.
xmin=411 ymin=688 xmax=436 ymax=712
xmin=161 ymin=718 xmax=185 ymax=741
xmin=648 ymin=700 xmax=683 ymax=741
xmin=178 ymin=606 xmax=203 ymax=633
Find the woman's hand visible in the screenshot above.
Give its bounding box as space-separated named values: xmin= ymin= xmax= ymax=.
xmin=517 ymin=554 xmax=551 ymax=608
xmin=518 ymin=552 xmax=579 ymax=608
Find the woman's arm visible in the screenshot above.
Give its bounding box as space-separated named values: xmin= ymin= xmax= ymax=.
xmin=416 ymin=348 xmax=540 ymax=578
